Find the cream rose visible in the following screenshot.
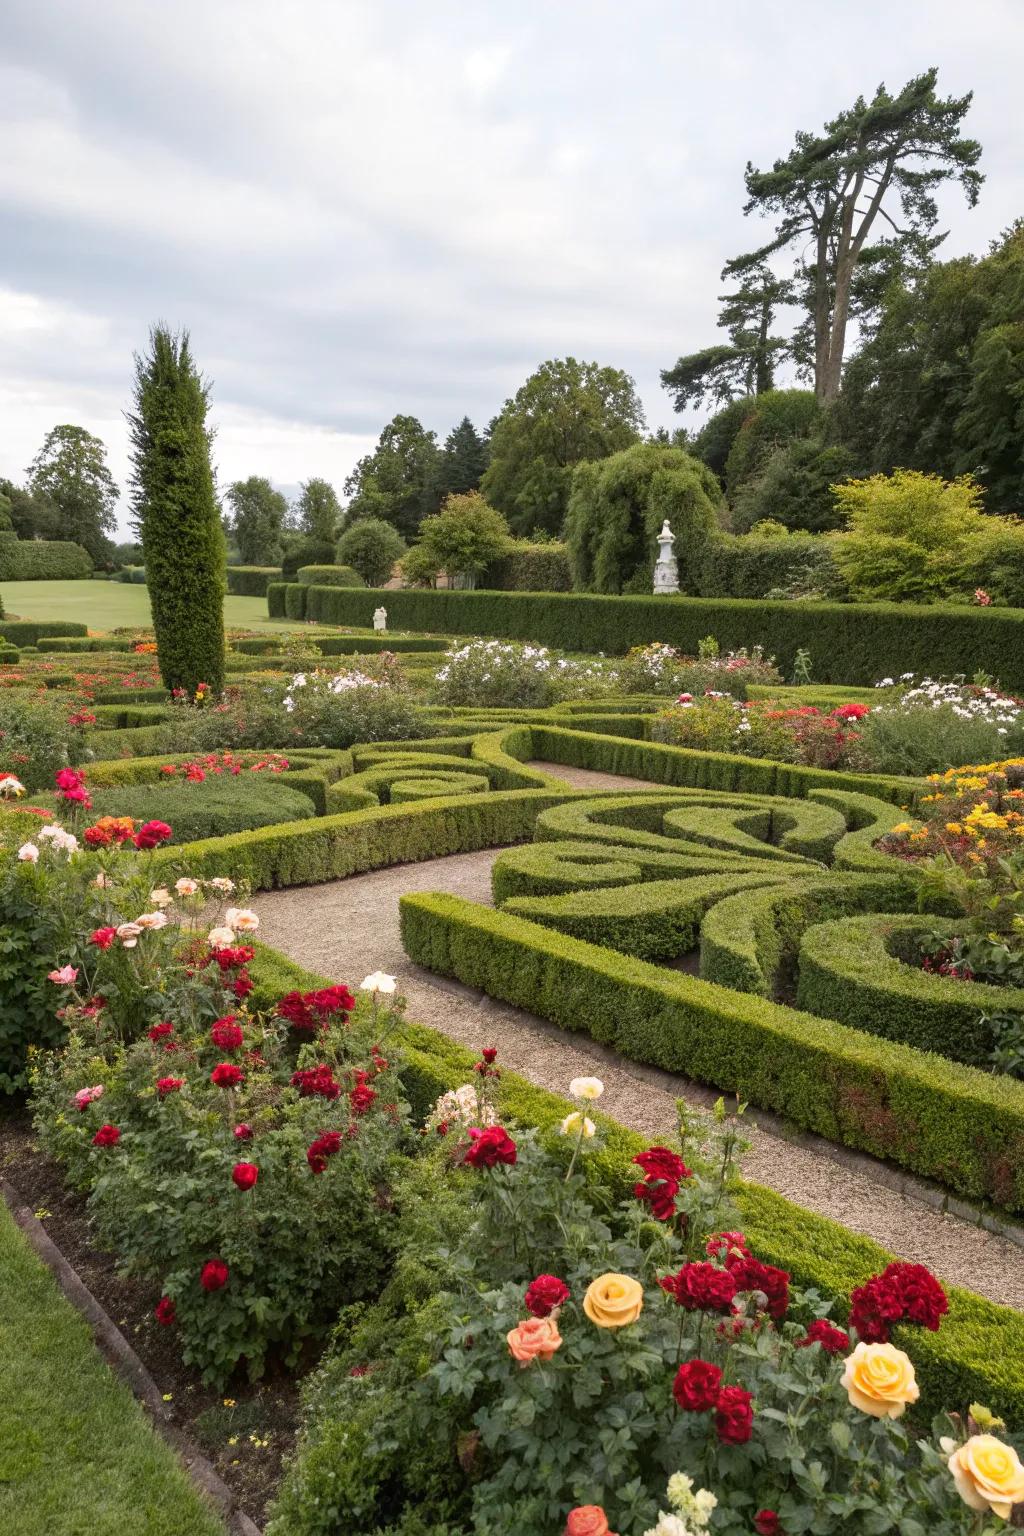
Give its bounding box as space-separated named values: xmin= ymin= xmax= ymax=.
xmin=175 ymin=878 xmax=200 ymax=896
xmin=948 ymin=1434 xmax=1024 ymax=1521
xmin=840 ymin=1342 xmax=919 ymax=1419
xmin=569 ymin=1076 xmax=604 ymax=1101
xmin=225 ymin=906 xmax=259 ymax=933
xmin=583 ymin=1273 xmax=644 ymax=1328
xmin=207 ymin=925 xmax=236 ymax=948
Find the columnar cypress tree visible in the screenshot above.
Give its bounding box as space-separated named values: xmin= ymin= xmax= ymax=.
xmin=128 ymin=326 xmax=225 ymax=694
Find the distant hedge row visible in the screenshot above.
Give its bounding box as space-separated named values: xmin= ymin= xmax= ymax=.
xmin=226 ymin=565 xmax=281 ymax=596
xmin=0 ymin=619 xmax=88 ymax=646
xmin=269 ymin=585 xmax=1024 ymax=687
xmin=0 ymin=540 xmax=93 ymax=581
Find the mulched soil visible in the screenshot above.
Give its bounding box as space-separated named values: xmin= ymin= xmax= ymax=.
xmin=0 ymin=1103 xmax=306 ymax=1530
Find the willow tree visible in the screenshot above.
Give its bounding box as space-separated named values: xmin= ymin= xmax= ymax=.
xmin=128 ymin=326 xmax=225 ymax=693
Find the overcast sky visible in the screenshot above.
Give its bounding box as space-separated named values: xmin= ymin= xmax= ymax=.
xmin=2 ymin=0 xmax=1022 ymax=535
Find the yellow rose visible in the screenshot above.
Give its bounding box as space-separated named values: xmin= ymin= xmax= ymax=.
xmin=840 ymin=1343 xmax=919 ymax=1419
xmin=948 ymin=1435 xmax=1024 ymax=1521
xmin=583 ymin=1273 xmax=644 ymax=1328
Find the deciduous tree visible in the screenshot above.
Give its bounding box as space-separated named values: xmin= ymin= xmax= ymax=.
xmin=342 ymin=415 xmax=441 ymax=539
xmin=226 ymin=476 xmax=288 ymax=564
xmin=26 ymin=425 xmax=118 ymax=562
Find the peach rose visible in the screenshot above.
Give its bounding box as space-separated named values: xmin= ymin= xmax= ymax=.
xmin=582 ymin=1273 xmax=644 ymax=1328
xmin=840 ymin=1342 xmax=919 ymax=1419
xmin=948 ymin=1434 xmax=1024 ymax=1521
xmin=565 ymin=1507 xmax=616 ymax=1536
xmin=507 ymin=1315 xmax=562 ymax=1365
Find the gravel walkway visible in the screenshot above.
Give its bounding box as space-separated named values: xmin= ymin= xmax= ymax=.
xmin=253 ymin=762 xmax=1024 ymax=1311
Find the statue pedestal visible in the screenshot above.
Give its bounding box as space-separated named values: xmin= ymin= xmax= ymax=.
xmin=652 ymin=519 xmax=680 ymax=595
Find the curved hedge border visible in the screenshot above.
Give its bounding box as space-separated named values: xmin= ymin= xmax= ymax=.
xmin=247 ymin=941 xmax=1024 ymax=1422
xmin=266 ymin=585 xmax=1024 ymax=688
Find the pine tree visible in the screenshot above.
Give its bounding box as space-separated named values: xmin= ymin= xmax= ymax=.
xmin=128 ymin=326 xmax=225 ymax=694
xmin=438 ymin=417 xmax=488 ymax=497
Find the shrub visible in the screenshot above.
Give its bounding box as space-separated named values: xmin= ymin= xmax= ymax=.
xmin=0 ymin=690 xmax=91 ymax=789
xmin=482 ymin=540 xmax=572 ymax=591
xmin=431 ymin=639 xmax=612 ymax=709
xmin=226 ymin=566 xmax=282 ymax=597
xmin=857 ymin=679 xmax=1024 ymax=775
xmin=282 ymin=538 xmax=335 ymax=579
xmin=0 ymin=855 xmax=66 ymax=1091
xmin=412 ymin=492 xmax=511 ymax=588
xmin=617 ymin=640 xmax=782 ymax=698
xmin=652 ymin=697 xmax=873 ymax=772
xmin=0 ymin=540 xmax=93 ymax=581
xmin=280 ymin=672 xmax=426 ymax=749
xmin=692 ymin=395 xmax=755 ymax=479
xmin=731 ymin=439 xmax=859 ymax=533
xmin=129 ymin=326 xmax=226 ymax=694
xmin=335 ymin=517 xmax=407 ymax=586
xmin=724 ymin=388 xmax=822 ymax=498
xmin=564 ymin=442 xmax=722 ymax=593
xmin=117 ymin=564 xmax=148 ymax=584
xmin=0 ymin=620 xmax=88 ymax=646
xmin=699 ymin=531 xmax=846 ymax=601
xmin=282 ymin=588 xmax=1024 ymax=689
xmin=296 ymin=564 xmax=365 ymax=588
xmin=72 ymin=777 xmax=319 ymax=843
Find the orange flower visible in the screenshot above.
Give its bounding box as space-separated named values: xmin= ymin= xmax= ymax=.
xmin=565 ymin=1508 xmax=616 ymax=1536
xmin=506 ymin=1315 xmax=562 ymax=1365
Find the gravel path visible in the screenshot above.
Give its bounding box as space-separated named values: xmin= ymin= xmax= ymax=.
xmin=253 ymin=762 xmax=1024 ymax=1311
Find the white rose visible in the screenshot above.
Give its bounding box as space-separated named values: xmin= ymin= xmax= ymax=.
xmin=17 ymin=843 xmax=39 ymax=863
xmin=569 ymin=1076 xmax=604 ymax=1101
xmin=134 ymin=911 xmax=168 ymax=930
xmin=361 ymin=971 xmax=397 ymax=994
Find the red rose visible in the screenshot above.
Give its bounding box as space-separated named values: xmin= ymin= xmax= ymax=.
xmin=754 ymin=1512 xmax=783 ymax=1535
xmin=133 ymin=819 xmax=173 ymax=850
xmin=660 ymin=1261 xmax=737 ymax=1314
xmin=463 ymin=1125 xmax=517 ymax=1168
xmin=291 ymin=1064 xmax=340 ymax=1099
xmin=481 ymin=1046 xmax=498 ymax=1063
xmin=632 ymin=1144 xmax=691 ymax=1220
xmin=728 ymin=1255 xmax=790 ymax=1321
xmin=154 ymin=1296 xmax=176 ymax=1326
xmin=849 ymin=1261 xmax=947 ymax=1342
xmin=89 ymin=926 xmax=117 ymax=950
xmin=797 ymin=1318 xmax=850 ymax=1356
xmin=232 ymin=1161 xmax=259 ymax=1191
xmin=714 ymin=1384 xmax=754 ymax=1444
xmin=210 ymin=1062 xmax=244 ymax=1089
xmin=84 ymin=825 xmax=112 ymax=847
xmin=210 ymin=1017 xmax=244 ymax=1051
xmin=524 ymin=1274 xmax=570 ymax=1318
xmin=307 ymin=1131 xmax=343 ymax=1174
xmin=200 ymin=1258 xmax=229 ymax=1292
xmin=148 ymin=1021 xmax=174 ymax=1041
xmin=277 ymin=985 xmax=354 ymax=1035
xmin=672 ymin=1359 xmax=722 ymax=1412
xmin=233 ymin=972 xmax=254 ymax=1000
xmin=349 ymin=1082 xmax=377 ymax=1116
xmin=706 ymin=1230 xmax=750 ymax=1262
xmin=92 ymin=1123 xmax=121 ymax=1147
xmin=233 ymin=1122 xmax=253 ymax=1140
xmin=156 ymin=1076 xmax=184 ymax=1097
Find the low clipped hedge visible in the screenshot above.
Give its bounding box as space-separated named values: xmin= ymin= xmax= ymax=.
xmin=226 ymin=565 xmax=282 ymax=596
xmin=296 ymin=564 xmax=365 ymax=588
xmin=231 ymin=633 xmax=448 ymax=656
xmin=272 ymin=586 xmax=1024 ymax=687
xmin=0 ymin=620 xmax=88 ymax=646
xmin=399 ymin=891 xmax=1024 ymax=1214
xmin=797 ymin=913 xmax=1024 ymax=1066
xmin=246 ymin=942 xmax=1024 ymax=1422
xmin=31 ymin=777 xmax=320 ymax=844
xmin=36 ymin=636 xmax=135 ymax=653
xmin=0 ymin=540 xmax=92 ymax=580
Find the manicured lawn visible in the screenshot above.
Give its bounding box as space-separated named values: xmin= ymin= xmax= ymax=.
xmin=0 ymin=579 xmax=296 ymax=633
xmin=0 ymin=1200 xmax=225 ymax=1536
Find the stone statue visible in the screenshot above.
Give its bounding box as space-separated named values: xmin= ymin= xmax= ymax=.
xmin=653 ymin=519 xmax=680 ymax=595
xmin=372 ymin=605 xmax=388 ymax=632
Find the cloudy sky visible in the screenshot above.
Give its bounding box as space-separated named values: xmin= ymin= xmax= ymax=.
xmin=2 ymin=0 xmax=1021 ymax=534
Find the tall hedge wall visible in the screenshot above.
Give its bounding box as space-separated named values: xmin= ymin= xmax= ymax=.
xmin=482 ymin=542 xmax=572 ymax=591
xmin=267 ymin=586 xmax=1024 ymax=687
xmin=0 ymin=540 xmax=93 ymax=580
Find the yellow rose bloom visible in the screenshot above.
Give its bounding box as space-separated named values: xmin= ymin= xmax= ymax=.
xmin=583 ymin=1273 xmax=644 ymax=1328
xmin=840 ymin=1342 xmax=919 ymax=1419
xmin=948 ymin=1434 xmax=1024 ymax=1520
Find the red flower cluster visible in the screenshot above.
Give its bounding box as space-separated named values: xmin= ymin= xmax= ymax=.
xmin=148 ymin=1021 xmax=174 ymax=1042
xmin=349 ymin=1071 xmax=377 ymax=1116
xmin=291 ymin=1064 xmax=341 ymax=1100
xmin=92 ymin=1123 xmax=121 ymax=1147
xmin=156 ymin=1076 xmax=184 ymax=1097
xmin=660 ymin=1261 xmax=737 ymax=1314
xmin=849 ymin=1262 xmax=948 ymax=1343
xmin=307 ymin=1130 xmax=343 ymax=1174
xmin=472 ymin=1044 xmax=501 ymax=1080
xmin=208 ymin=944 xmax=256 ymax=971
xmin=232 ymin=1161 xmax=259 ymax=1191
xmin=632 ymin=1145 xmax=691 ymax=1221
xmin=154 ymin=1296 xmax=176 ymax=1326
xmin=705 ymin=1230 xmax=750 ymax=1262
xmin=797 ymin=1318 xmax=850 ymax=1356
xmin=210 ymin=1017 xmax=244 ymax=1051
xmin=672 ymin=1358 xmax=722 ymax=1411
xmin=83 ymin=815 xmax=136 ymax=847
xmin=89 ymin=926 xmax=117 ymax=950
xmin=210 ymin=1062 xmax=244 ymax=1089
xmin=727 ymin=1254 xmax=790 ymax=1321
xmin=715 ymin=1384 xmax=754 ymax=1444
xmin=524 ymin=1274 xmax=570 ymax=1318
xmin=55 ymin=767 xmax=91 ymax=809
xmin=463 ymin=1125 xmax=517 ymax=1168
xmin=831 ymin=702 xmax=870 ymax=721
xmin=134 ymin=819 xmax=173 ymax=850
xmin=200 ymin=1258 xmax=229 ymax=1292
xmin=277 ymin=985 xmax=355 ymax=1036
